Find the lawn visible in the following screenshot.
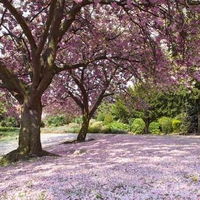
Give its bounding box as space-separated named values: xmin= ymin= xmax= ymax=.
xmin=0 ymin=130 xmax=18 ymax=140
xmin=0 ymin=134 xmax=200 ymax=200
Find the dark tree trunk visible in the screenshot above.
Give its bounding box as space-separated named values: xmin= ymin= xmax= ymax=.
xmin=18 ymin=96 xmax=43 ymax=155
xmin=77 ymin=114 xmax=90 ymax=142
xmin=144 ymin=117 xmax=150 ymax=134
xmin=1 ymin=96 xmax=55 ymax=165
xmin=144 ymin=122 xmax=150 ymax=134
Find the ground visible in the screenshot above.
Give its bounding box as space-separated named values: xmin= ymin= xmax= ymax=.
xmin=0 ymin=134 xmax=200 ymax=200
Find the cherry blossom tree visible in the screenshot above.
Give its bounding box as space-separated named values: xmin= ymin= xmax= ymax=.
xmin=0 ymin=0 xmax=199 ymax=163
xmin=0 ymin=0 xmax=100 ymax=163
xmin=49 ymin=12 xmax=168 ymax=142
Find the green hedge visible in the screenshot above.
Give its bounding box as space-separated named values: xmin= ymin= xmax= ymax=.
xmin=172 ymin=119 xmax=182 ymax=133
xmin=107 ymin=121 xmax=130 ymax=133
xmin=149 ymin=122 xmax=161 ymax=134
xmin=131 ymin=118 xmax=145 ymax=134
xmin=88 ymin=121 xmax=103 ymax=133
xmin=158 ymin=117 xmax=172 ymax=134
xmin=103 ymin=114 xmax=113 ymax=125
xmin=0 ymin=117 xmax=19 ymax=127
xmin=46 ymin=115 xmax=67 ymax=127
xmin=88 ymin=121 xmax=130 ymax=134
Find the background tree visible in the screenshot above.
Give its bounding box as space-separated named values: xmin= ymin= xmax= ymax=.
xmin=110 ymin=82 xmax=200 ymax=134
xmin=46 ymin=0 xmax=198 ymax=141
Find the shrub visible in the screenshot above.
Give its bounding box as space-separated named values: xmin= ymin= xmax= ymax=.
xmin=88 ymin=121 xmax=103 ymax=133
xmin=0 ymin=117 xmax=19 ymax=127
xmin=96 ymin=103 xmax=111 ymax=121
xmin=68 ymin=122 xmax=80 ymax=129
xmin=65 ymin=123 xmax=80 ymax=133
xmin=88 ymin=126 xmax=101 ymax=133
xmin=103 ymin=114 xmax=113 ymax=125
xmin=46 ymin=115 xmax=67 ymax=127
xmin=131 ymin=118 xmax=145 ymax=134
xmin=172 ymin=119 xmax=182 ymax=133
xmin=72 ymin=116 xmax=83 ymax=124
xmin=149 ymin=122 xmax=161 ymax=134
xmin=107 ymin=121 xmax=130 ymax=133
xmin=175 ymin=113 xmax=191 ymax=134
xmin=158 ymin=117 xmax=172 ymax=134
xmin=101 ymin=126 xmax=111 ymax=133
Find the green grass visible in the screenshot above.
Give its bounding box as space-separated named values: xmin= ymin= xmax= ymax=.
xmin=41 ymin=125 xmax=80 ymax=134
xmin=0 ymin=130 xmax=19 ymax=141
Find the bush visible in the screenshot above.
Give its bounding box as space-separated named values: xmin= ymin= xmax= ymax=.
xmin=46 ymin=115 xmax=67 ymax=127
xmin=72 ymin=116 xmax=83 ymax=124
xmin=131 ymin=118 xmax=145 ymax=134
xmin=107 ymin=121 xmax=130 ymax=133
xmin=172 ymin=119 xmax=182 ymax=133
xmin=89 ymin=119 xmax=96 ymax=125
xmin=88 ymin=121 xmax=103 ymax=133
xmin=0 ymin=117 xmax=19 ymax=127
xmin=149 ymin=122 xmax=161 ymax=134
xmin=65 ymin=123 xmax=80 ymax=133
xmin=103 ymin=114 xmax=113 ymax=125
xmin=101 ymin=126 xmax=111 ymax=133
xmin=96 ymin=103 xmax=110 ymax=121
xmin=175 ymin=113 xmax=191 ymax=134
xmin=158 ymin=117 xmax=172 ymax=134
xmin=68 ymin=122 xmax=80 ymax=129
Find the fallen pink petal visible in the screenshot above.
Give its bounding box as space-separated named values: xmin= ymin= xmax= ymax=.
xmin=1 ymin=134 xmax=200 ymax=199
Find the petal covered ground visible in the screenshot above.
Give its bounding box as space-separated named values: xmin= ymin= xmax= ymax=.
xmin=0 ymin=134 xmax=200 ymax=200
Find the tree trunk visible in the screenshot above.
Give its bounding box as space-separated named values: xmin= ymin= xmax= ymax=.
xmin=145 ymin=121 xmax=150 ymax=134
xmin=144 ymin=116 xmax=150 ymax=134
xmin=77 ymin=114 xmax=90 ymax=142
xmin=1 ymin=96 xmax=55 ymax=165
xmin=18 ymin=96 xmax=43 ymax=155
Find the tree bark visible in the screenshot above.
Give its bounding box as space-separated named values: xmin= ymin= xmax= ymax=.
xmin=77 ymin=114 xmax=90 ymax=142
xmin=1 ymin=96 xmax=55 ymax=165
xmin=144 ymin=121 xmax=150 ymax=134
xmin=18 ymin=96 xmax=42 ymax=155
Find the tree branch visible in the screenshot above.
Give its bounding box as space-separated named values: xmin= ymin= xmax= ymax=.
xmin=0 ymin=0 xmax=37 ymax=51
xmin=36 ymin=1 xmax=57 ymax=55
xmin=0 ymin=61 xmax=26 ymax=104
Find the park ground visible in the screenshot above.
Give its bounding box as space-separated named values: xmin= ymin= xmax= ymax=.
xmin=0 ymin=133 xmax=200 ymax=200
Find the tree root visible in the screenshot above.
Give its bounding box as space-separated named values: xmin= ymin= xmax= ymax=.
xmin=0 ymin=149 xmax=59 ymax=166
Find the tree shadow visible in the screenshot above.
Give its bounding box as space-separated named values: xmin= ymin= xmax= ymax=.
xmin=1 ymin=134 xmax=200 ymax=199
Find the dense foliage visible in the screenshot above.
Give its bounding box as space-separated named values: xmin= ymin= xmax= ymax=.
xmin=131 ymin=118 xmax=146 ymax=134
